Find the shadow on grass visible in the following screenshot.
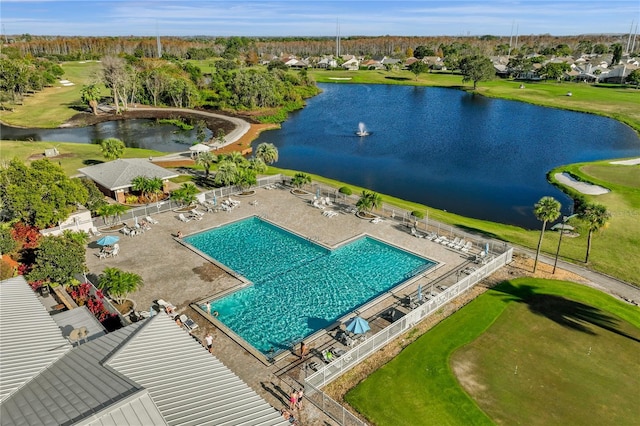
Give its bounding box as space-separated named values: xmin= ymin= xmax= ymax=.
xmin=455 ymin=224 xmax=507 ymax=241
xmin=82 ymin=159 xmax=104 ymax=166
xmin=384 ymin=76 xmax=412 ymax=81
xmin=493 ymin=281 xmax=640 ymax=343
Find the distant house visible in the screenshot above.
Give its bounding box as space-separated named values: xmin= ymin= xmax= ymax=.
xmin=0 ymin=276 xmax=288 ymax=426
xmin=316 ymin=57 xmax=338 ymax=68
xmin=341 ymin=57 xmax=360 ymax=70
xmin=78 ymin=158 xmax=178 ymax=203
xmin=361 ymin=59 xmax=384 ymax=70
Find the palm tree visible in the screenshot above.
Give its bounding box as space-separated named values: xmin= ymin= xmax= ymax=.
xmin=290 ymin=172 xmax=311 ymax=189
xmin=171 ymin=183 xmax=199 ymax=206
xmin=96 ymin=203 xmax=127 ymax=225
xmin=80 ymin=84 xmax=101 ymax=116
xmin=255 ymin=143 xmax=279 ymax=165
xmin=533 ymin=196 xmax=561 ymax=273
xmin=97 ymin=267 xmax=144 ymax=305
xmin=213 ymin=160 xmax=238 ymax=187
xmin=131 ymin=176 xmax=151 ymax=199
xmin=248 ymin=157 xmax=267 ymax=173
xmin=100 ymin=138 xmax=125 ymax=160
xmin=147 ymin=177 xmax=164 ymax=203
xmin=356 ymin=190 xmax=382 ymax=214
xmin=578 ymin=203 xmax=610 ymax=263
xmin=195 ymin=151 xmax=218 ymax=178
xmin=224 ymin=151 xmax=246 ymax=166
xmin=236 ymin=168 xmax=257 ymax=192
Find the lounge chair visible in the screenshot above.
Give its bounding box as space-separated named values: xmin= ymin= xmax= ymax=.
xmin=439 ymin=236 xmax=450 ymax=245
xmin=371 ymin=217 xmax=383 ymax=224
xmin=179 ymin=314 xmax=198 ymax=331
xmin=461 ymin=241 xmax=473 ymax=252
xmin=411 ymin=227 xmax=424 ymax=238
xmin=448 ymin=237 xmax=461 ymax=248
xmin=454 ymin=239 xmax=466 ymax=250
xmin=90 ymin=227 xmax=102 ymax=237
xmin=325 ymin=197 xmax=334 ymax=206
xmin=145 ymin=215 xmax=159 ymax=224
xmin=178 ymin=213 xmax=191 ymax=223
xmin=322 ymin=349 xmax=335 ymax=363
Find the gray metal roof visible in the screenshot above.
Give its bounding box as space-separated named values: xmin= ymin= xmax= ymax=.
xmin=0 ymin=318 xmax=161 ymax=426
xmin=78 ymin=159 xmax=179 ymax=191
xmin=1 ymin=277 xmax=286 ymax=426
xmin=0 ymin=277 xmax=71 ymax=402
xmin=107 ymin=314 xmax=289 ymax=426
xmin=51 ymin=305 xmax=107 ymax=343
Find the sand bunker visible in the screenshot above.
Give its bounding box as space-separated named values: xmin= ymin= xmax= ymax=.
xmin=555 ymin=173 xmax=609 ymax=195
xmin=610 ymin=158 xmax=640 ymax=166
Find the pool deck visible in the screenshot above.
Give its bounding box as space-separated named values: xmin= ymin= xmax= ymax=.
xmin=85 ymin=185 xmax=483 ymax=425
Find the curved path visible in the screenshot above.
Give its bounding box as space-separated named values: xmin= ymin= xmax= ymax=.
xmin=133 ymin=107 xmax=251 ymax=160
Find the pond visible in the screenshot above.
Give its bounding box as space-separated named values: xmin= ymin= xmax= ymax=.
xmin=253 ymin=83 xmax=639 ymax=229
xmin=0 ymin=118 xmax=212 ymax=152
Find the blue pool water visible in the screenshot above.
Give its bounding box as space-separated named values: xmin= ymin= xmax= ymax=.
xmin=185 ymin=217 xmax=436 ymax=355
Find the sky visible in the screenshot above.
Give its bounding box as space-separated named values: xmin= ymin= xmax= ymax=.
xmin=1 ymin=0 xmax=639 ymax=38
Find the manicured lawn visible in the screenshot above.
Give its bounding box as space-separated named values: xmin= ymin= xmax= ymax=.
xmin=0 ymin=61 xmax=105 ymax=127
xmin=548 ymin=160 xmax=640 ymax=285
xmin=345 ymin=278 xmax=640 ymax=426
xmin=0 ymin=141 xmax=164 ymax=176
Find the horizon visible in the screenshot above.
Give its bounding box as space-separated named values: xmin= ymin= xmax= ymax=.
xmin=1 ymin=1 xmax=639 ymax=38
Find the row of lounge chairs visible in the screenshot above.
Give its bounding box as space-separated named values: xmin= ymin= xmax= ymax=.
xmin=157 ymin=299 xmax=199 ymax=332
xmin=312 ymin=197 xmax=334 ymax=209
xmin=322 ymin=210 xmax=338 ymax=217
xmin=410 ymin=227 xmax=472 ymax=252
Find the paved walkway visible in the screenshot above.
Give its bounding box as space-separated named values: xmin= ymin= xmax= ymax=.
xmin=132 ymin=107 xmax=251 ymax=162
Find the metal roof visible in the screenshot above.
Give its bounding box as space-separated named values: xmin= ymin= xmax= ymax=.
xmin=0 ymin=277 xmax=71 ymax=402
xmin=78 ymin=159 xmax=179 ymax=191
xmin=107 ymin=314 xmax=289 ymax=426
xmin=51 ymin=305 xmax=107 ymax=343
xmin=0 ymin=277 xmax=286 ymax=426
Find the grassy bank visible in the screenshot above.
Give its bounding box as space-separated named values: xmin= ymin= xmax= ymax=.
xmin=345 ymin=278 xmax=640 ymax=425
xmin=309 ymin=69 xmax=640 ymax=134
xmin=0 ymin=141 xmax=164 ymax=176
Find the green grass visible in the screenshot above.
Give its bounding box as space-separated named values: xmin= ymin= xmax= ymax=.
xmin=548 ymin=160 xmax=640 ymax=285
xmin=0 ymin=141 xmax=165 ymax=176
xmin=309 ymin=69 xmax=640 ymax=133
xmin=345 ymin=278 xmax=640 ymax=426
xmin=0 ymin=61 xmax=106 ymax=127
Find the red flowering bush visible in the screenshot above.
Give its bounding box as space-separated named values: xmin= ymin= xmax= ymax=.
xmin=69 ymin=282 xmax=117 ymax=323
xmin=11 ymin=222 xmax=41 ymax=250
xmin=28 ymin=280 xmax=44 ymax=292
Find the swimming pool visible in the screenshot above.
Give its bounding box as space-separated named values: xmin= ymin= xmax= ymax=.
xmin=185 ymin=217 xmax=436 ymax=355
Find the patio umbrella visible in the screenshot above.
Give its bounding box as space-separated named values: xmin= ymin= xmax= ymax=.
xmin=97 ymin=235 xmax=120 ymax=246
xmin=550 ymin=223 xmax=575 ymax=231
xmin=417 ymin=284 xmax=423 ymax=302
xmin=344 ymin=316 xmax=370 ymax=335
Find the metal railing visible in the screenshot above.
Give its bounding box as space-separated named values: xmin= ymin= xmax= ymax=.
xmin=303 ymin=247 xmax=513 ymax=425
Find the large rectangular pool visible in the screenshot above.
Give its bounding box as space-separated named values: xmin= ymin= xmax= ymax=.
xmin=185 ymin=217 xmax=436 ymax=355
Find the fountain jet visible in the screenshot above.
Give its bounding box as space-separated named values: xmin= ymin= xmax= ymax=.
xmin=356 ymin=122 xmax=370 ymax=136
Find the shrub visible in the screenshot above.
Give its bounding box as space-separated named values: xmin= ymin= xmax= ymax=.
xmin=339 ymin=186 xmax=352 ymax=196
xmin=411 ymin=210 xmax=425 ymax=219
xmin=125 ymin=195 xmax=139 ymax=204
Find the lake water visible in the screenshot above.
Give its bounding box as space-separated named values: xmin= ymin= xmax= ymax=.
xmin=0 ymin=119 xmax=212 ymax=152
xmin=254 ymin=83 xmax=640 ymax=229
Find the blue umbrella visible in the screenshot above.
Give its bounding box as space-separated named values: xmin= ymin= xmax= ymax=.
xmin=213 ymin=194 xmax=217 ymax=206
xmin=97 ymin=235 xmax=119 ymax=246
xmin=417 ymin=284 xmax=423 ymax=302
xmin=344 ymin=316 xmax=370 ymax=335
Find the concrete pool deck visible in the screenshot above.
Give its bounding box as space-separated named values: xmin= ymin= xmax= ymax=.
xmin=85 ymin=185 xmax=486 ymax=424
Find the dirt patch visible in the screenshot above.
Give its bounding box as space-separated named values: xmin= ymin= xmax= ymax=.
xmin=214 ymin=122 xmax=279 ymax=155
xmin=323 ymin=255 xmax=589 ymax=409
xmin=451 ymin=355 xmax=487 ymax=395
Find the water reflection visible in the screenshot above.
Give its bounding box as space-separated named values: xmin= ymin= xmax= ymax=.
xmin=253 ymin=83 xmax=639 ymax=229
xmin=0 ymin=119 xmax=212 ymax=152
